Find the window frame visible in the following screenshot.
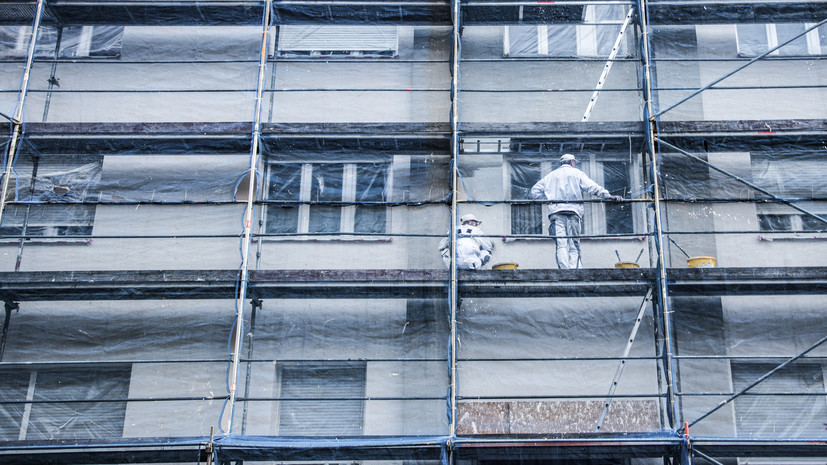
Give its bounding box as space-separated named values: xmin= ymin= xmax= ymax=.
xmin=0 ymin=155 xmax=102 ymax=243
xmin=263 ymin=159 xmax=393 ymax=239
xmin=730 ymin=361 xmax=827 ymax=438
xmin=756 ymin=209 xmax=827 ymax=237
xmin=503 ymin=5 xmax=633 ymax=58
xmin=0 ymin=365 xmax=131 ymax=441
xmin=0 ymin=25 xmax=123 ymax=60
xmin=274 ymin=361 xmax=367 ymax=436
xmin=505 ymin=154 xmax=643 ymax=237
xmin=735 ymin=23 xmax=823 ymax=57
xmin=271 ymin=25 xmax=399 ymax=59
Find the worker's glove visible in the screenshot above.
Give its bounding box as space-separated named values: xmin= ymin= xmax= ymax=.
xmin=610 ymin=195 xmax=623 ymax=202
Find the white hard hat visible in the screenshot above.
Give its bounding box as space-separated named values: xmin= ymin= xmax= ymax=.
xmin=460 ymin=214 xmax=481 ymax=224
xmin=560 ymin=153 xmax=577 ymax=163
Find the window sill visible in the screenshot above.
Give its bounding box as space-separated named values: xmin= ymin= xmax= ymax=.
xmin=0 ymin=239 xmax=92 ymax=246
xmin=255 ymin=236 xmax=392 ymax=243
xmin=503 ymin=235 xmax=647 ymax=243
xmin=758 ymin=234 xmax=827 ymax=241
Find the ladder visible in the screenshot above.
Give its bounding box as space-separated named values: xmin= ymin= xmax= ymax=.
xmin=582 ymin=7 xmax=635 ymax=122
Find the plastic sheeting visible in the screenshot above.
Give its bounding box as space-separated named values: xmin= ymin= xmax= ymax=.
xmin=1 ymin=1 xmax=827 ymax=463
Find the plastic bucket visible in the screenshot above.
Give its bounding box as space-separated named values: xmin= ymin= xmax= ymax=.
xmin=614 ymin=261 xmax=640 ymax=269
xmin=687 ymin=256 xmax=717 ymax=268
xmin=492 ymin=262 xmax=518 ymax=270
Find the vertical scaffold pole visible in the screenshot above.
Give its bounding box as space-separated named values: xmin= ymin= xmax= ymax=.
xmin=637 ymin=0 xmax=679 ymax=430
xmin=448 ymin=0 xmax=462 ymax=454
xmin=226 ymin=0 xmax=272 ymax=436
xmin=0 ymin=0 xmax=46 ymax=224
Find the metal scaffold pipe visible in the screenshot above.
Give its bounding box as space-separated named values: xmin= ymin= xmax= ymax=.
xmin=0 ymin=0 xmax=46 ymax=225
xmin=225 ymin=0 xmax=272 ymax=436
xmin=638 ymin=0 xmax=679 ymax=430
xmin=449 ymin=0 xmax=461 ymax=453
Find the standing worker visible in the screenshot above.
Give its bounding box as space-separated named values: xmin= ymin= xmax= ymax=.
xmin=439 ymin=214 xmax=494 ymax=270
xmin=531 ymin=154 xmax=623 ymax=269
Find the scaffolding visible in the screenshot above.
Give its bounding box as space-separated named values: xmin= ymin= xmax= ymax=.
xmin=1 ymin=0 xmax=827 ymax=464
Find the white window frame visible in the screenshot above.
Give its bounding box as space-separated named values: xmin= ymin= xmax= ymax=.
xmin=804 ymin=22 xmax=823 ymax=55
xmin=0 ymin=25 xmax=55 ymax=58
xmin=0 ymin=366 xmax=130 ymax=441
xmin=504 ymin=155 xmax=643 ymax=237
xmin=503 ymin=5 xmax=629 ymax=58
xmin=756 ymin=208 xmax=827 ymax=240
xmin=264 ymin=161 xmax=392 ymax=238
xmin=580 ymin=154 xmax=643 ymax=236
xmin=0 ymin=25 xmax=123 ymax=59
xmin=0 ymin=156 xmax=101 ymax=243
xmin=735 ymin=23 xmax=823 ymax=56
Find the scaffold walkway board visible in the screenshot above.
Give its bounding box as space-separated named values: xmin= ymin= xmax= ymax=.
xmin=2 ymin=435 xmax=827 ymax=465
xmin=1 ymin=0 xmax=824 ymax=26
xmin=17 ymin=120 xmax=827 ymax=155
xmin=2 ymin=267 xmax=826 ymax=302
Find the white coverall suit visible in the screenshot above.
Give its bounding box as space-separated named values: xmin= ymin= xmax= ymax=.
xmin=439 ymin=224 xmax=494 ymax=270
xmin=531 ymin=164 xmax=614 ymax=269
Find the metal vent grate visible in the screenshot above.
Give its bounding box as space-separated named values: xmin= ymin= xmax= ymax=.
xmin=278 ymin=25 xmax=398 ymax=57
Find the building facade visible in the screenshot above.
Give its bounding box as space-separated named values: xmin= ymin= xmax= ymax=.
xmin=1 ymin=0 xmax=826 ymax=464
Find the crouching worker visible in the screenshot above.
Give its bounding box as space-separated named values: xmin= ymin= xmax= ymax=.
xmin=439 ymin=214 xmax=494 ymax=270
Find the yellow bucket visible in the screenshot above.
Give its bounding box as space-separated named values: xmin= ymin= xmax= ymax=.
xmin=614 ymin=261 xmax=640 ymax=269
xmin=687 ymin=256 xmax=717 ymax=268
xmin=492 ymin=262 xmax=518 ymax=270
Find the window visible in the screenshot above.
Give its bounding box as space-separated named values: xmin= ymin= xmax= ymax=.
xmin=758 ymin=214 xmax=793 ymax=232
xmin=0 ymin=25 xmax=57 ymax=58
xmin=731 ymin=363 xmax=827 ymax=438
xmin=508 ymin=156 xmax=636 ymax=236
xmin=758 ymin=213 xmax=827 ymax=232
xmin=736 ymin=23 xmax=823 ymax=57
xmin=510 ymin=161 xmax=544 ymax=235
xmin=277 ymin=362 xmax=366 ymax=436
xmin=274 ymin=25 xmax=398 ymax=58
xmin=752 ymin=154 xmax=827 ymax=199
xmin=0 ymin=25 xmax=123 ymax=59
xmin=265 ymin=161 xmax=390 ymax=235
xmin=603 ymin=161 xmax=634 ymax=235
xmin=58 ymin=25 xmax=124 ymax=59
xmin=0 ymin=155 xmax=102 ymax=239
xmin=0 ymin=366 xmax=131 ymax=441
xmin=752 ymin=153 xmax=827 ymax=234
xmin=504 ymin=5 xmax=632 ymax=58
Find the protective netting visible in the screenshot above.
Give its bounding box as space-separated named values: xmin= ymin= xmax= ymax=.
xmin=1 ymin=1 xmax=826 ymax=463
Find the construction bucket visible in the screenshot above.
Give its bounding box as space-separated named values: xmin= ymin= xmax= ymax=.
xmin=688 ymin=256 xmax=717 ymax=268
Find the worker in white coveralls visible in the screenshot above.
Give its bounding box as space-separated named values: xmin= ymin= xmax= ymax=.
xmin=439 ymin=214 xmax=494 ymax=270
xmin=531 ymin=153 xmax=623 ymax=269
